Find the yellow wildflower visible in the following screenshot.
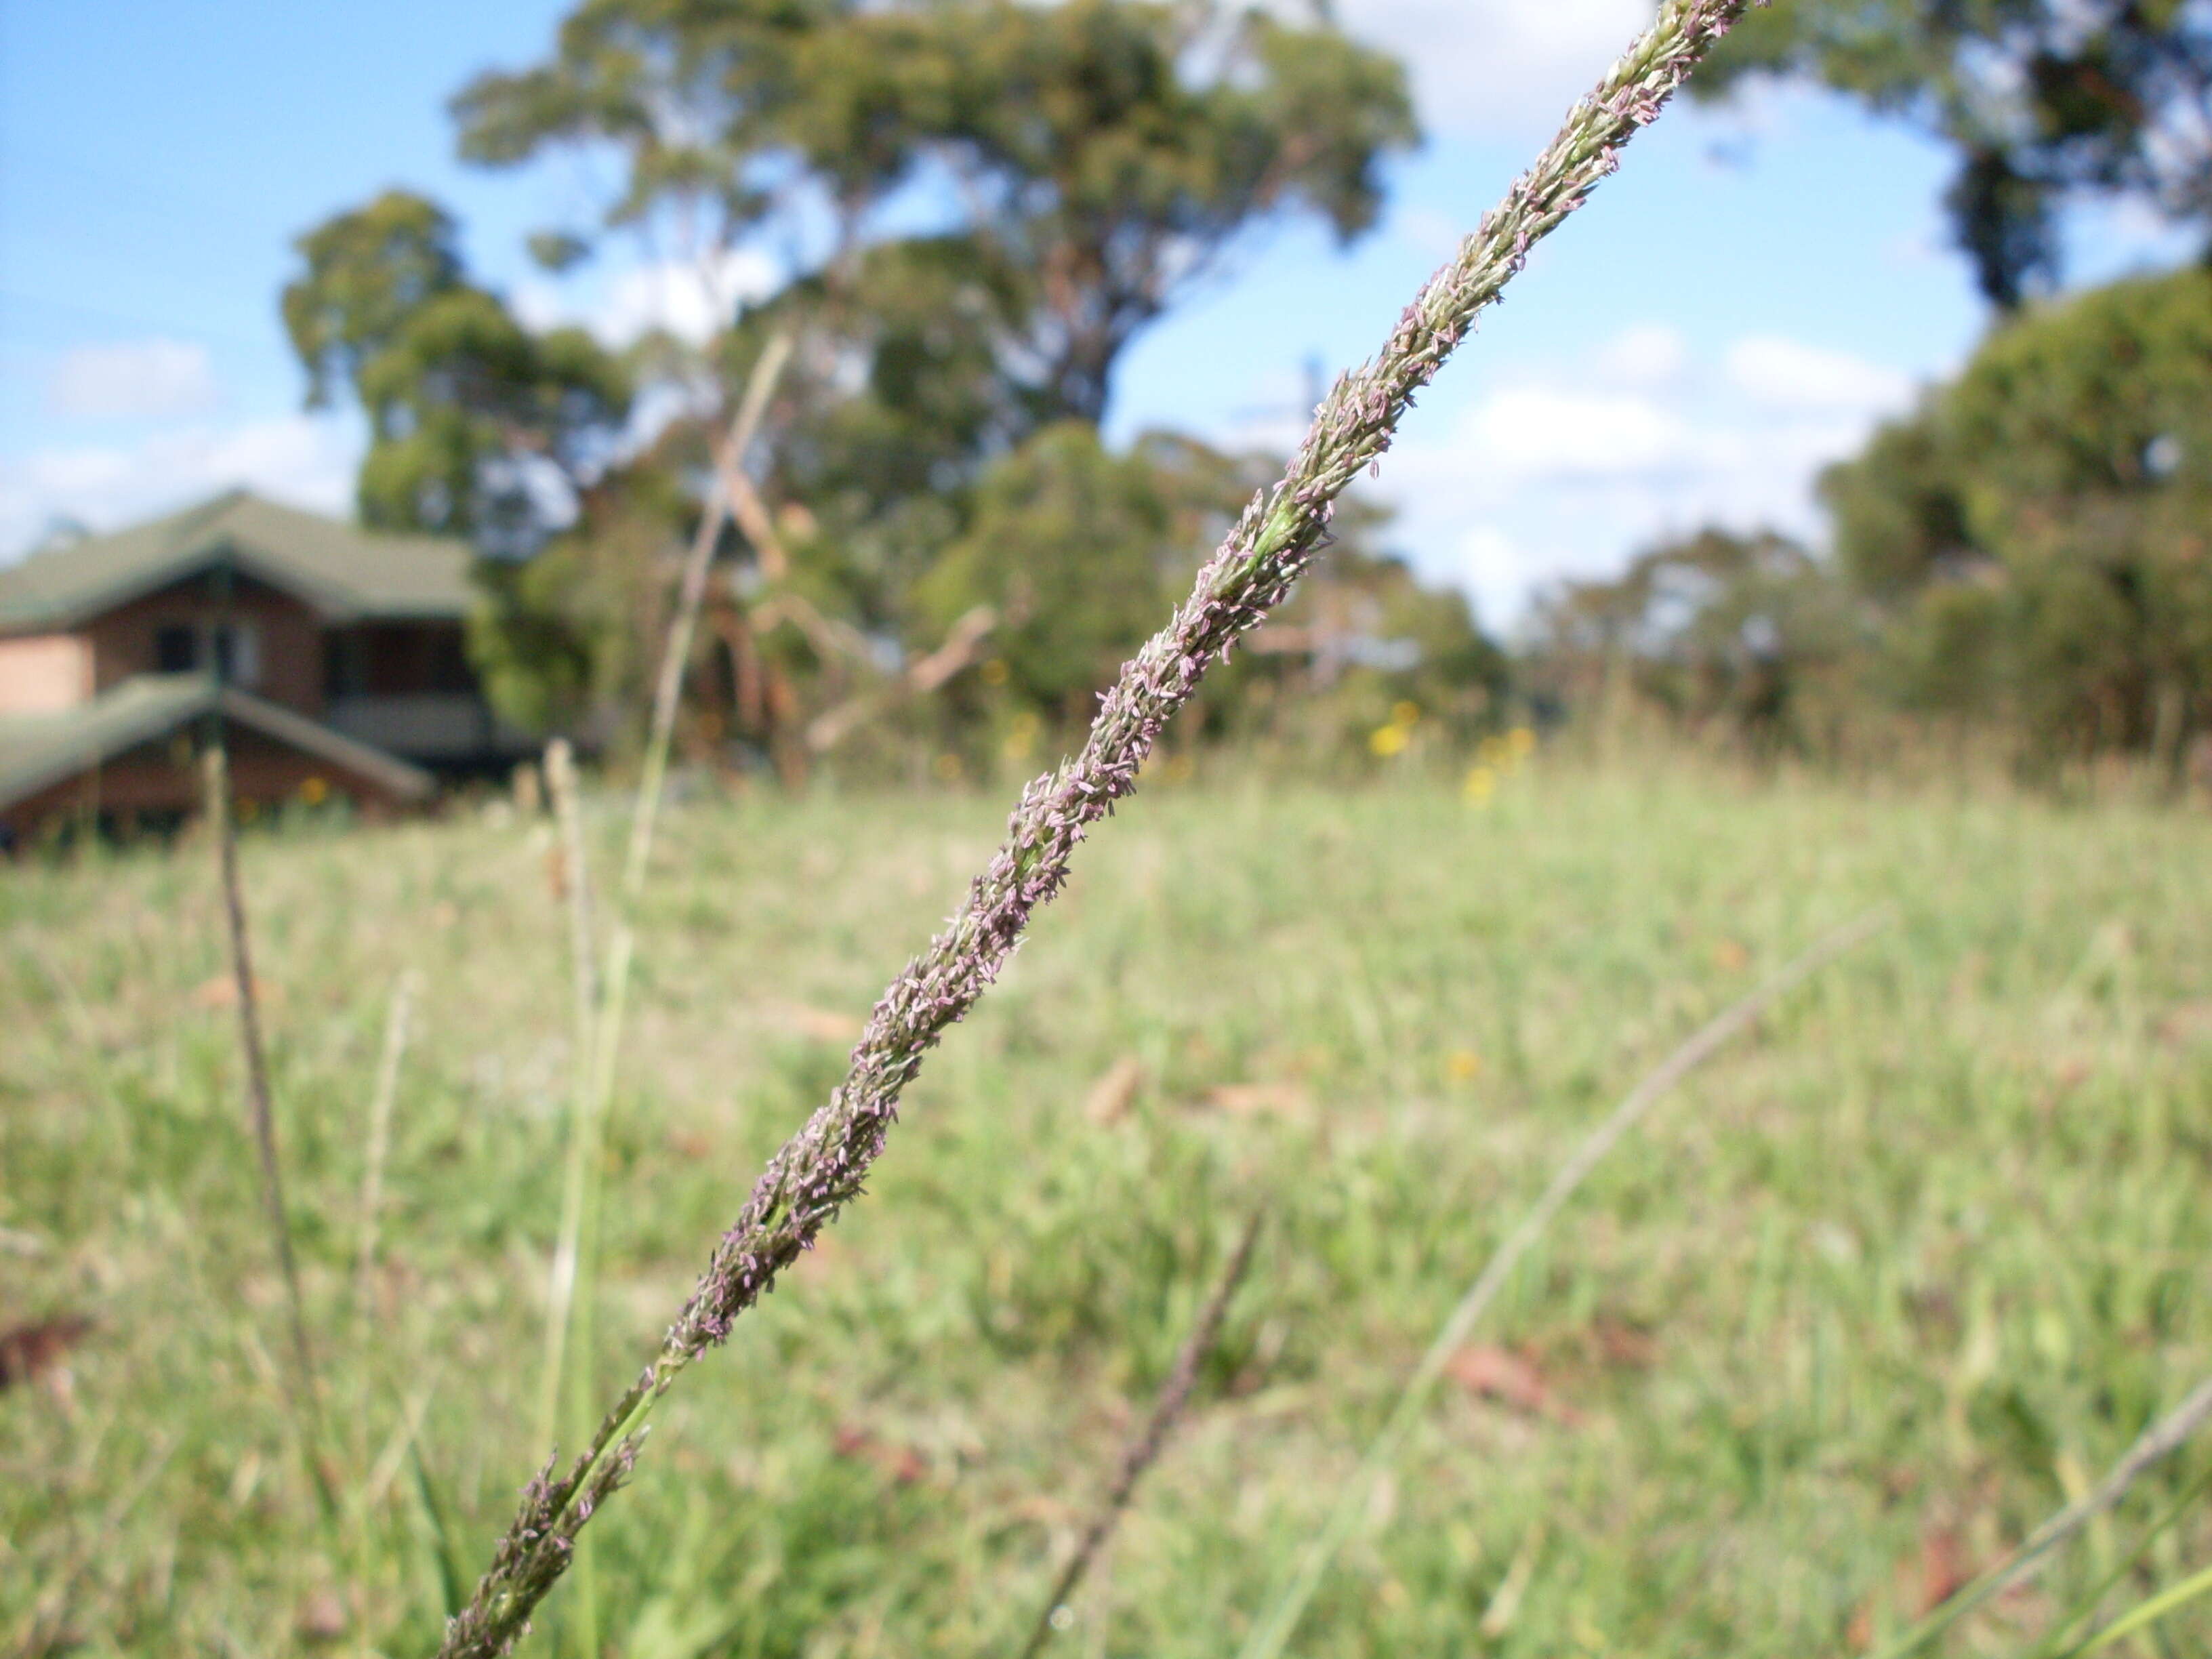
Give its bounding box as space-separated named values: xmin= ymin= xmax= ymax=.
xmin=1463 ymin=763 xmax=1496 ymax=804
xmin=1370 ymin=723 xmax=1410 ymax=758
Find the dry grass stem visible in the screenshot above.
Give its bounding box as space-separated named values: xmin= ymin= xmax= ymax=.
xmin=436 ymin=5 xmax=1752 ymax=1648
xmin=354 ymin=971 xmax=417 ymax=1323
xmin=626 ymin=329 xmax=794 ymax=901
xmin=804 ymin=604 xmax=999 ymax=755
xmin=1016 ymin=1210 xmax=1265 ymax=1659
xmin=202 ymin=746 xmax=338 ymax=1524
xmin=1235 ymin=905 xmax=1895 ymax=1659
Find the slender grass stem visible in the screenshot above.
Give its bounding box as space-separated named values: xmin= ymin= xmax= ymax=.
xmin=2027 ymin=1458 xmax=2212 ymax=1659
xmin=436 ymin=7 xmax=1753 ymax=1649
xmin=352 ymin=969 xmax=417 ymax=1652
xmin=625 ymin=329 xmax=793 ymax=903
xmin=2066 ymin=1560 xmax=2212 ymax=1657
xmin=356 ymin=971 xmax=417 ymax=1335
xmin=1233 ymin=905 xmax=1893 ymax=1659
xmin=539 ymin=739 xmax=603 ymax=1455
xmin=1866 ymin=1373 xmax=2212 ymax=1659
xmin=1017 ymin=1210 xmax=1265 ymax=1659
xmin=203 ymin=745 xmax=340 ymax=1526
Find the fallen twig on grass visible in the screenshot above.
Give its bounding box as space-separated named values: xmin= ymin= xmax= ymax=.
xmin=1235 ymin=905 xmax=1896 ymax=1659
xmin=435 ymin=5 xmax=1755 ymax=1648
xmin=203 ymin=747 xmax=338 ymax=1525
xmin=1017 ymin=1210 xmax=1265 ymax=1659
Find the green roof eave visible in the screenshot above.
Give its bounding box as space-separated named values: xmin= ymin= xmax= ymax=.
xmin=0 ymin=673 xmax=434 ymax=815
xmin=0 ymin=490 xmax=478 ymax=634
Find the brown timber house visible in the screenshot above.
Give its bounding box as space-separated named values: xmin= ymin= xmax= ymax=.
xmin=0 ymin=490 xmax=527 ymax=845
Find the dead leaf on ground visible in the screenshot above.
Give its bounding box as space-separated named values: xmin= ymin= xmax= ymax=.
xmin=1845 ymin=1597 xmax=1875 ymax=1652
xmin=832 ymin=1424 xmax=929 ymax=1485
xmin=1916 ymin=1522 xmax=1972 ymax=1615
xmin=1442 ymin=1353 xmax=1584 ymax=1433
xmin=1205 ymin=1081 xmax=1312 ymax=1119
xmin=2157 ymin=1000 xmax=2212 ymax=1049
xmin=792 ymin=1235 xmax=846 ymax=1286
xmin=0 ymin=1314 xmax=92 ymax=1402
xmin=1084 ymin=1056 xmax=1145 ymax=1124
xmin=767 ymin=1002 xmax=863 ymax=1044
xmin=190 ymin=974 xmax=281 ymax=1011
xmin=1446 ymin=1343 xmax=1582 ymax=1424
xmin=295 ymin=1590 xmax=348 ymax=1643
xmin=1589 ymin=1317 xmax=1658 ymax=1371
xmin=665 ymin=1128 xmax=714 ymax=1160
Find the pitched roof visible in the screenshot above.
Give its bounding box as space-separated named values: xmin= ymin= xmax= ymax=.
xmin=0 ymin=490 xmax=476 ymax=632
xmin=0 ymin=674 xmax=433 ymax=815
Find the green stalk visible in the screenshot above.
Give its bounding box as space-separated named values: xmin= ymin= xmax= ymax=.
xmin=2066 ymin=1561 xmax=2212 ymax=1657
xmin=2024 ymin=1458 xmax=2212 ymax=1659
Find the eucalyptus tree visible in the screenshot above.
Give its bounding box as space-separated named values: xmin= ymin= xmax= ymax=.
xmin=1700 ymin=0 xmax=2212 ymax=307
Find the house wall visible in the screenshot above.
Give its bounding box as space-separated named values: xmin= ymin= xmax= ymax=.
xmin=86 ymin=573 xmax=325 ymax=714
xmin=0 ymin=722 xmax=417 ymax=844
xmin=324 ymin=619 xmax=478 ymax=697
xmin=0 ymin=634 xmax=94 ymax=714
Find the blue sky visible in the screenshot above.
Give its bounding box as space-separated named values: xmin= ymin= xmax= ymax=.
xmin=0 ymin=0 xmax=2184 ymax=626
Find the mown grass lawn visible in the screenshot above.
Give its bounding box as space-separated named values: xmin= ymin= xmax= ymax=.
xmin=5 ymin=756 xmax=2211 ymax=1657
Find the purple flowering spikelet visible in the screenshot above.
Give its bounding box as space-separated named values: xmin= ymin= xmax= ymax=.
xmin=437 ymin=1 xmax=1757 ymax=1650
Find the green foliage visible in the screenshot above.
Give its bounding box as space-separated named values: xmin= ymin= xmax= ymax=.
xmin=1528 ymin=527 xmax=1861 ymax=757
xmin=454 ymin=0 xmax=1417 ymax=422
xmin=1825 ymin=267 xmax=2212 ymax=762
xmin=285 ymin=1 xmax=1447 ymax=762
xmin=917 ymin=423 xmax=1207 ymax=720
xmin=908 ymin=422 xmax=1504 ymax=760
xmin=1701 ymin=1 xmax=2212 ymax=306
xmin=283 ymin=190 xmax=466 ymax=409
xmin=282 ymin=191 xmax=631 ymax=552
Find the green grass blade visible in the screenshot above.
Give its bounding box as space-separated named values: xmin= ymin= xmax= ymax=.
xmin=2026 ymin=1458 xmax=2212 ymax=1659
xmin=2067 ymin=1561 xmax=2212 ymax=1656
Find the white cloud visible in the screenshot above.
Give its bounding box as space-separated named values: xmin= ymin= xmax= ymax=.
xmin=0 ymin=415 xmax=359 ymax=562
xmin=47 ymin=339 xmax=218 ymax=419
xmin=1460 ymin=384 xmax=1703 ymax=483
xmin=1334 ymin=0 xmax=1649 ymax=135
xmin=516 ymin=248 xmax=780 ymax=349
xmin=1723 ymin=335 xmax=1914 ymax=414
xmin=1593 ymin=323 xmax=1689 ymax=389
xmin=1368 ymin=328 xmax=1917 ymax=626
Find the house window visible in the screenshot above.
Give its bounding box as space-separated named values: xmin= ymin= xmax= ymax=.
xmin=150 ymin=619 xmax=261 ymax=687
xmin=211 ymin=622 xmax=260 ymax=688
xmin=155 ymin=623 xmax=197 ymax=674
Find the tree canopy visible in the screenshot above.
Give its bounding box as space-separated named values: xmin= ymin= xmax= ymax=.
xmin=1700 ymin=1 xmax=2212 ymax=307
xmin=450 ymin=0 xmax=1416 ymax=427
xmin=1824 ymin=266 xmax=2212 ymax=761
xmin=279 ymin=0 xmax=1500 ymax=767
xmin=281 ymin=190 xmax=631 ymax=554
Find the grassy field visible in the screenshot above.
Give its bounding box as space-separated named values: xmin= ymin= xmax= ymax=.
xmin=5 ymin=754 xmax=2211 ymax=1657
